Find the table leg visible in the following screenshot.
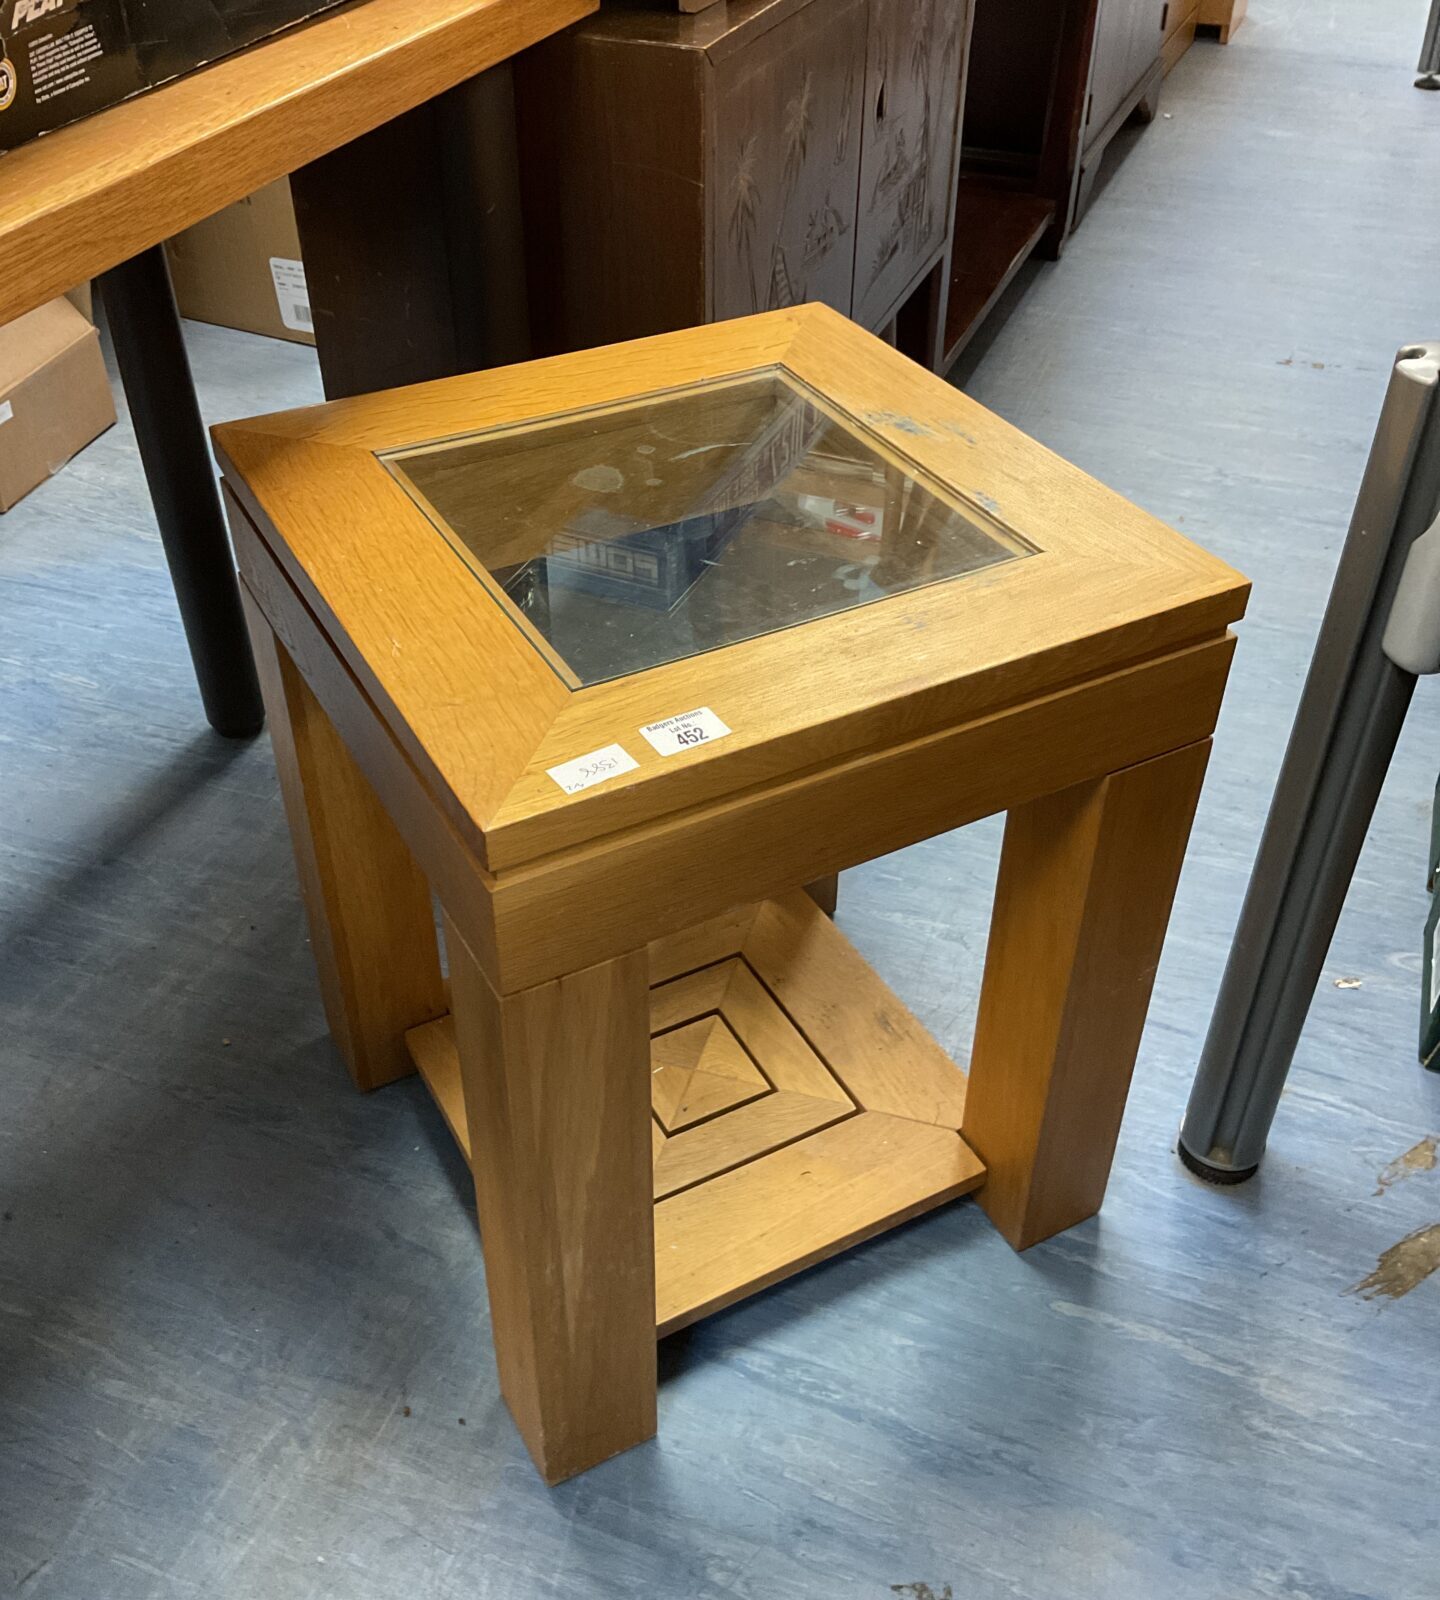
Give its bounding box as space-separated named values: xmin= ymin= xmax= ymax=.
xmin=98 ymin=247 xmax=264 ymax=738
xmin=245 ymin=597 xmax=446 ymax=1090
xmin=445 ymin=916 xmax=656 ymax=1484
xmin=964 ymin=741 xmax=1211 ymax=1250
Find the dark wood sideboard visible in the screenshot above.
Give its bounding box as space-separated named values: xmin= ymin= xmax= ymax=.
xmin=516 ymin=0 xmax=1167 ymax=375
xmin=516 ymin=0 xmax=968 ymax=370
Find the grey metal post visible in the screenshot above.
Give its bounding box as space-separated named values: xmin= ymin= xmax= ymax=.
xmin=1419 ymin=0 xmax=1440 ymax=88
xmin=1179 ymin=343 xmax=1440 ymax=1183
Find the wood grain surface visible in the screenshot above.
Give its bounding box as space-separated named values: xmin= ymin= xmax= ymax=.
xmin=484 ymin=633 xmax=1235 ymax=991
xmin=446 ymin=919 xmax=656 ymax=1484
xmin=406 ymin=1013 xmax=472 ymax=1155
xmin=744 ymin=892 xmax=969 ymax=1128
xmin=245 ymin=592 xmax=446 ymax=1090
xmin=647 ymin=904 xmax=761 ymax=984
xmin=964 ymin=740 xmax=1212 ymax=1249
xmin=655 ymin=1113 xmax=985 ymax=1334
xmin=514 ymin=0 xmax=964 ymax=353
xmin=0 ymin=0 xmax=594 ymax=327
xmin=404 ymin=888 xmax=985 ymax=1345
xmin=649 ymin=1016 xmax=768 ymax=1129
xmin=516 ymin=27 xmax=708 ymax=355
xmin=1084 ymin=0 xmax=1166 ymax=148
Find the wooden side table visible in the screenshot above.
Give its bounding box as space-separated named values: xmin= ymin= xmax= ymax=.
xmin=214 ymin=304 xmax=1248 ymax=1483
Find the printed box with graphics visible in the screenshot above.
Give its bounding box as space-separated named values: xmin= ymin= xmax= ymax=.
xmin=0 ymin=0 xmax=350 ymax=152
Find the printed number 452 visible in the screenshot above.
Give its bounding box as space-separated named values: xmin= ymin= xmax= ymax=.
xmin=675 ymin=727 xmax=708 ymax=747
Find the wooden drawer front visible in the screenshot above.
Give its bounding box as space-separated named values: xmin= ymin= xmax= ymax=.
xmin=708 ymin=0 xmax=867 ymax=322
xmin=852 ymin=0 xmax=968 ymax=329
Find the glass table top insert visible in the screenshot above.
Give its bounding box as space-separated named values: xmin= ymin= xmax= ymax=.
xmin=381 ymin=369 xmax=1033 ymax=687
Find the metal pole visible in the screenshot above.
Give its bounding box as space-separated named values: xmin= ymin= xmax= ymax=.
xmin=1419 ymin=0 xmax=1440 ymax=88
xmin=99 ymin=247 xmax=264 ymax=738
xmin=1179 ymin=344 xmax=1440 ymax=1182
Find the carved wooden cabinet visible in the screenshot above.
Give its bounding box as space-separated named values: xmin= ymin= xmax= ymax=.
xmin=707 ymin=0 xmax=867 ymax=324
xmin=852 ymin=0 xmax=969 ymax=332
xmin=515 ymin=0 xmax=968 ymax=363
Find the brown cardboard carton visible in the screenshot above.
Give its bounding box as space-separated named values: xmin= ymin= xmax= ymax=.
xmin=0 ymin=297 xmax=115 ymax=513
xmin=165 ymin=180 xmax=314 ymax=347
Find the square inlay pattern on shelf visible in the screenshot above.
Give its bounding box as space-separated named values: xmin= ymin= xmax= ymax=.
xmin=649 ymin=1014 xmax=769 ymax=1133
xmin=648 ymin=956 xmax=856 ymax=1200
xmin=405 ymin=891 xmax=987 ymax=1335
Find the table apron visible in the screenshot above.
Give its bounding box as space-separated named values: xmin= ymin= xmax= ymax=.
xmin=232 ymin=482 xmax=1232 ymax=993
xmin=490 ymin=634 xmax=1234 ymax=989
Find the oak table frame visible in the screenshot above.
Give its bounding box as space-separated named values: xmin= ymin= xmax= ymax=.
xmin=214 ymin=303 xmax=1248 ymax=1483
xmin=0 ymin=0 xmax=593 ymax=735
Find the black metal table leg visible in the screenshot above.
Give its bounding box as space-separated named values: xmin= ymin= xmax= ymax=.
xmin=98 ymin=246 xmax=264 ymax=738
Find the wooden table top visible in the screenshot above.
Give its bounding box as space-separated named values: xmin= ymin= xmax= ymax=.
xmin=0 ymin=0 xmax=594 ymax=329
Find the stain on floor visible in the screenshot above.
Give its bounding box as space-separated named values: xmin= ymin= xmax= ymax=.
xmin=1374 ymin=1135 xmax=1439 ymax=1196
xmin=1348 ymin=1222 xmax=1440 ymax=1301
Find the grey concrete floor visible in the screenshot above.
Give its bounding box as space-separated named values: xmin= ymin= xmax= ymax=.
xmin=3 ymin=3 xmax=1440 ymax=1596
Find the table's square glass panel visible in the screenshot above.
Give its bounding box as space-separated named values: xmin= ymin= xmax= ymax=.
xmin=381 ymin=368 xmax=1033 ymax=687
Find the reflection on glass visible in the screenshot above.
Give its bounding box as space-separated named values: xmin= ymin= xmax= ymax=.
xmin=381 ymin=369 xmax=1032 ymax=686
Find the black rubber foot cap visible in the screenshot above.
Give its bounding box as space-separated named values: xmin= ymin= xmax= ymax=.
xmin=1177 ymin=1138 xmax=1259 ymax=1186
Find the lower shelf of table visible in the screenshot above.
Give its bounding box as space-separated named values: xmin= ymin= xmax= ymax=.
xmin=405 ymin=890 xmax=987 ymax=1337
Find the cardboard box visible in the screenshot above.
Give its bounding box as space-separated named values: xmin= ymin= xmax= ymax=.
xmin=0 ymin=0 xmax=351 ymax=153
xmin=166 ymin=179 xmax=314 ymax=346
xmin=0 ymin=296 xmax=115 ymax=512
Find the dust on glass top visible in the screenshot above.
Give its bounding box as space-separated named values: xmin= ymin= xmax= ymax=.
xmin=380 ymin=369 xmax=1032 ymax=687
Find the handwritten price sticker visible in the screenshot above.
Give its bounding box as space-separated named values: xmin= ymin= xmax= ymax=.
xmin=639 ymin=707 xmax=732 ymax=757
xmin=546 ymin=743 xmax=640 ymax=796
